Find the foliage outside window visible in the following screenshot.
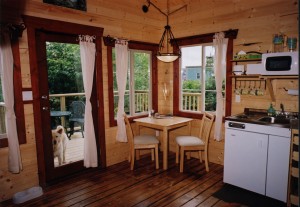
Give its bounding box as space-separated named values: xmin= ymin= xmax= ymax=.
xmin=180 ymin=44 xmax=225 ymax=113
xmin=0 ymin=75 xmax=6 ymax=138
xmin=112 ymin=48 xmax=152 ymax=117
xmin=46 ymin=42 xmax=85 ymax=112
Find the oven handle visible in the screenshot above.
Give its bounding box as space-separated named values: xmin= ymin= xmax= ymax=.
xmin=228 ymin=122 xmax=245 ymax=129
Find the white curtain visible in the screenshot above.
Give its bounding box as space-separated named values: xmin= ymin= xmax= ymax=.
xmin=213 ymin=32 xmax=228 ymax=141
xmin=115 ymin=40 xmax=129 ymax=142
xmin=0 ymin=34 xmax=22 ymax=173
xmin=79 ymin=35 xmax=98 ymax=167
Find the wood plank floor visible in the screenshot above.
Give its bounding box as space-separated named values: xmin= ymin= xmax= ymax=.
xmin=1 ymin=153 xmax=282 ymax=207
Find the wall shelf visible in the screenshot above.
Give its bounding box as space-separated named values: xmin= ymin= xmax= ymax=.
xmin=231 ymin=75 xmax=298 ymax=101
xmin=231 ymin=59 xmax=261 ymax=63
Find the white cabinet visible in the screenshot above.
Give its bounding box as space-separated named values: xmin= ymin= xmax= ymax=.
xmin=266 ymin=135 xmax=291 ymax=202
xmin=224 ymin=128 xmax=268 ymax=195
xmin=224 ymin=122 xmax=291 ymax=202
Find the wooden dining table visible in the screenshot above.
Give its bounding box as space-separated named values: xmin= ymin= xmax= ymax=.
xmin=134 ymin=116 xmax=193 ymax=170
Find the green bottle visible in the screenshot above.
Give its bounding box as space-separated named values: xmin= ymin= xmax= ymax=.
xmin=267 ymin=104 xmax=276 ymax=116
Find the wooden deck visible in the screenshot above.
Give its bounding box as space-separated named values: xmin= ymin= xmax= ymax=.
xmin=2 ymin=153 xmax=286 ymax=207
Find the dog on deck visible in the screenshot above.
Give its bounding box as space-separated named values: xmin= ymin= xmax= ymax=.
xmin=52 ymin=125 xmax=68 ymax=166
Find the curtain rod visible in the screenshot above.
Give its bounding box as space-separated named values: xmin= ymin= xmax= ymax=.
xmin=0 ymin=22 xmax=26 ymax=41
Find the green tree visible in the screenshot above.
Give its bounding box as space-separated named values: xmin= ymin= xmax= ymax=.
xmin=182 ymin=80 xmax=201 ymax=92
xmin=0 ymin=78 xmax=3 ymax=102
xmin=46 ymin=42 xmax=83 ymax=94
xmin=46 ymin=42 xmax=84 ymax=111
xmin=134 ymin=52 xmax=150 ymax=90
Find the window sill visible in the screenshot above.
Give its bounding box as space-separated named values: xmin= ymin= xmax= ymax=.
xmin=0 ymin=138 xmax=8 ymax=148
xmin=110 ymin=114 xmax=149 ymax=127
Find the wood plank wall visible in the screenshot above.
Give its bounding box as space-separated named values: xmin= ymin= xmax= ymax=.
xmin=0 ymin=0 xmax=298 ymax=202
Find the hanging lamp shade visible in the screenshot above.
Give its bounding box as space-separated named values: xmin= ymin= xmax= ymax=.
xmin=142 ymin=0 xmax=185 ymax=63
xmin=157 ymin=25 xmax=181 ymax=63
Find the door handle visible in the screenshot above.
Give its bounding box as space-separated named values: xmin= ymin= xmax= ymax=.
xmin=42 ymin=107 xmax=49 ymax=111
xmin=41 ymin=95 xmax=48 ymax=100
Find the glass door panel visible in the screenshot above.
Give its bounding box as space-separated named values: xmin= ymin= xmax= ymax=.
xmin=46 ymin=41 xmax=85 ymax=168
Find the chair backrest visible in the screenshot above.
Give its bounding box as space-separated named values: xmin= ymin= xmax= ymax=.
xmin=123 ymin=114 xmax=134 ymax=146
xmin=198 ymin=112 xmax=215 ymax=144
xmin=70 ymin=101 xmax=85 ymax=119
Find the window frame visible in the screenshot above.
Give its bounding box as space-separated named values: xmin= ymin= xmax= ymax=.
xmin=179 ymin=43 xmax=218 ymax=112
xmin=0 ymin=40 xmax=26 ymax=148
xmin=128 ymin=49 xmax=153 ymax=116
xmin=173 ymin=29 xmax=238 ymax=119
xmin=104 ymin=37 xmax=158 ymax=127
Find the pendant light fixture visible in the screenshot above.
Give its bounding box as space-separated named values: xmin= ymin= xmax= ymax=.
xmin=142 ymin=0 xmax=186 ymax=63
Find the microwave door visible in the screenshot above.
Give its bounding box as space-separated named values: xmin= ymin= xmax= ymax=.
xmin=266 ymin=56 xmax=292 ymax=71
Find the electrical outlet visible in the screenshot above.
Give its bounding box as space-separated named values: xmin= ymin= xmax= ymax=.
xmin=235 ymin=95 xmax=241 ymax=103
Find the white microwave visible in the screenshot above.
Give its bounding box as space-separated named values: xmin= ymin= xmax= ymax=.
xmin=261 ymin=51 xmax=298 ymax=75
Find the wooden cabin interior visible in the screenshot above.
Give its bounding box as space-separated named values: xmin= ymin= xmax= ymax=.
xmin=0 ymin=0 xmax=299 ymax=206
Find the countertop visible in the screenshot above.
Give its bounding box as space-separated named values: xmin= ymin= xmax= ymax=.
xmin=225 ymin=108 xmax=298 ymax=129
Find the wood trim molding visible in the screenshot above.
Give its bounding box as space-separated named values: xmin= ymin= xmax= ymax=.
xmin=173 ymin=29 xmax=238 ymax=118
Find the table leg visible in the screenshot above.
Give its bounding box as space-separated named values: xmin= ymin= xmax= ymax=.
xmin=162 ymin=128 xmax=168 ymax=170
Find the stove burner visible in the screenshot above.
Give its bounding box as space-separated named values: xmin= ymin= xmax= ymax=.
xmin=236 ymin=115 xmax=249 ymax=119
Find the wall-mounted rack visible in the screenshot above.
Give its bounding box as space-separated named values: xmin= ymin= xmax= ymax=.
xmin=231 ymin=75 xmax=298 ymax=101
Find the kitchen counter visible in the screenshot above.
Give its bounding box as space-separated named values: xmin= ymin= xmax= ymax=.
xmin=224 ymin=109 xmax=293 ymax=202
xmin=225 ymin=108 xmax=298 ymax=129
xmin=290 ymin=119 xmax=299 ymax=129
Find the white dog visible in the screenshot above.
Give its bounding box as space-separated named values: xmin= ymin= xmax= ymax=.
xmin=52 ymin=125 xmax=68 ymax=166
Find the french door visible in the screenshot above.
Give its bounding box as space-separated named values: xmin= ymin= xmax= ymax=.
xmin=26 ymin=17 xmax=106 ymax=186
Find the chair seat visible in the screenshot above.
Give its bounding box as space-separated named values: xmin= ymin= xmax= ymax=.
xmin=176 ymin=136 xmax=204 ymax=146
xmin=134 ymin=135 xmax=159 ymax=145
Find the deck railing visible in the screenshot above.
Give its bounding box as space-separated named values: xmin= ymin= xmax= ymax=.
xmin=182 ymin=92 xmax=202 ymax=111
xmin=0 ymin=91 xmax=213 ymax=134
xmin=49 ymin=92 xmax=85 ymax=127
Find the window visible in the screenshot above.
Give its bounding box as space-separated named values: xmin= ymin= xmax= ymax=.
xmin=112 ymin=49 xmax=152 ymax=117
xmin=180 ymin=44 xmax=220 ymax=112
xmin=104 ymin=37 xmax=158 ymax=126
xmin=173 ymin=30 xmax=238 ymax=118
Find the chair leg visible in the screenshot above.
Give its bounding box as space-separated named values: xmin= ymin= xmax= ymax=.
xmin=128 ymin=149 xmax=131 ymax=163
xmin=130 ymin=148 xmax=135 ymax=170
xmin=187 ymin=151 xmax=191 ymax=160
xmin=199 ymin=151 xmax=202 ymax=163
xmin=204 ymin=150 xmax=209 ymax=172
xmin=151 ymin=149 xmax=154 ymax=161
xmin=176 ymin=144 xmax=179 ymax=164
xmin=136 ymin=150 xmax=140 ymax=160
xmin=155 ymin=145 xmax=159 ymax=169
xmin=68 ymin=121 xmax=75 ymax=139
xmin=180 ymin=147 xmax=184 ymax=173
xmin=81 ymin=123 xmax=84 ymax=138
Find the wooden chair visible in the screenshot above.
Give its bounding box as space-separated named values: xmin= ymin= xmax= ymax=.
xmin=175 ymin=112 xmax=215 ymax=172
xmin=124 ymin=115 xmax=159 ymax=170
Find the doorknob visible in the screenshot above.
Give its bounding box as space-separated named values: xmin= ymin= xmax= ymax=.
xmin=42 ymin=107 xmax=49 ymax=111
xmin=41 ymin=95 xmax=48 ymax=100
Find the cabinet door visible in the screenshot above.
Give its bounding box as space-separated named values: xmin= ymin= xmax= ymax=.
xmin=266 ymin=135 xmax=290 ymax=202
xmin=224 ymin=128 xmax=268 ymax=194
